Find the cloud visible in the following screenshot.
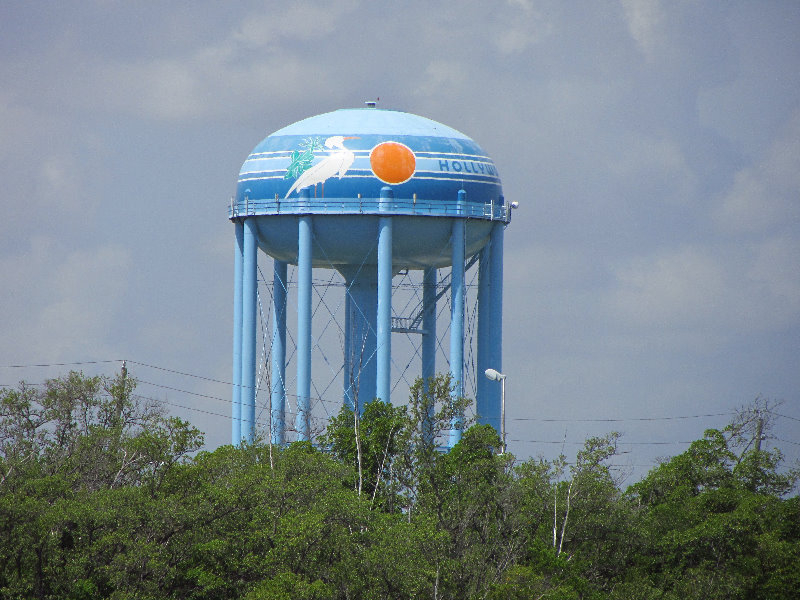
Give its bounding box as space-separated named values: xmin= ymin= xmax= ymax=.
xmin=714 ymin=109 xmax=800 ymax=234
xmin=76 ymin=45 xmax=339 ymax=122
xmin=608 ymin=132 xmax=697 ymax=204
xmin=607 ymin=246 xmax=727 ymax=328
xmin=1 ymin=0 xmax=798 ymax=466
xmin=0 ymin=95 xmax=102 ymax=244
xmin=36 ymin=2 xmax=366 ymax=123
xmin=746 ymin=236 xmax=800 ymax=325
xmin=414 ymin=60 xmax=470 ymax=99
xmin=620 ymin=0 xmax=666 ymax=61
xmin=605 ymin=240 xmax=800 ymax=337
xmin=494 ymin=0 xmax=552 ymax=55
xmin=0 ymin=96 xmax=36 ymax=163
xmin=0 ymin=237 xmax=131 ymax=363
xmin=233 ymin=1 xmax=359 ymax=48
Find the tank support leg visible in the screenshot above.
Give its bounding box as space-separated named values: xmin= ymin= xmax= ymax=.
xmin=241 ymin=217 xmax=258 ymax=444
xmin=377 ymin=187 xmax=393 ymax=404
xmin=232 ymin=221 xmax=243 ymax=445
xmin=297 ymin=213 xmax=313 ymax=441
xmin=477 ymin=222 xmax=504 ymax=435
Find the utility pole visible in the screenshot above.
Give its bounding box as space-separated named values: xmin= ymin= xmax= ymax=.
xmin=115 ymin=360 xmax=127 ymax=423
xmin=750 ymin=413 xmax=764 ymax=491
xmin=754 ymin=416 xmax=763 ymax=453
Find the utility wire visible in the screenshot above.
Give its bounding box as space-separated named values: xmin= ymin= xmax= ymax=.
xmin=3 ymin=359 xmax=797 ymax=454
xmin=0 ymin=363 xmax=784 ymax=426
xmin=0 ymin=359 xmax=121 ymax=369
xmin=512 ymin=412 xmax=737 ymax=423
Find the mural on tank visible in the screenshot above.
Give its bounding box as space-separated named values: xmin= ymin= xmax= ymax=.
xmin=283 ymin=137 xmax=322 ymax=181
xmin=283 ymin=136 xmax=418 ymax=197
xmin=236 ymin=109 xmax=503 ymax=208
xmin=369 ymin=141 xmax=416 ymax=185
xmin=230 ymin=108 xmax=510 ymax=450
xmin=285 ymin=135 xmax=360 ymax=198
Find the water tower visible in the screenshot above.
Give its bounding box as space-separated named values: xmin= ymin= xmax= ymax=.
xmin=230 ymin=106 xmax=512 ymax=447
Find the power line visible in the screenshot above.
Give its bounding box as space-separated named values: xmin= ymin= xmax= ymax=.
xmin=776 ymin=413 xmax=800 ymax=423
xmin=775 ymin=437 xmax=800 ymax=447
xmin=0 ymin=361 xmax=789 ymax=426
xmin=511 ymin=412 xmax=737 ymax=423
xmin=507 ymin=438 xmax=697 ymax=446
xmin=126 ymin=360 xmax=233 ymax=386
xmin=0 ymin=359 xmax=121 ymax=369
xmin=3 ymin=357 xmax=797 ymax=456
xmin=134 ymin=377 xmax=347 ymax=408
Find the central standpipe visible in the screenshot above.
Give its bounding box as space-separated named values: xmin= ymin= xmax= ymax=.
xmin=421 ymin=267 xmax=437 ymax=384
xmin=342 ymin=268 xmax=378 ymax=410
xmin=421 ymin=267 xmax=437 ymax=446
xmin=341 ymin=186 xmax=394 ymax=412
xmin=270 ymin=260 xmax=287 ymax=444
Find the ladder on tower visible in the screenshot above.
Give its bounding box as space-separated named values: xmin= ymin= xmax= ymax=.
xmin=391 ymin=253 xmax=480 ymax=334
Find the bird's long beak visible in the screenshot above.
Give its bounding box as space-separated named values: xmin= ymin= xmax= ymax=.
xmin=343 ymin=136 xmax=360 ymax=140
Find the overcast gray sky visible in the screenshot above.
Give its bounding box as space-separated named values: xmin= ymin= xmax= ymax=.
xmin=2 ymin=1 xmax=798 ymax=481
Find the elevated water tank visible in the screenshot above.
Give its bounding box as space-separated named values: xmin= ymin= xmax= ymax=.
xmin=230 ymin=107 xmax=511 ymax=447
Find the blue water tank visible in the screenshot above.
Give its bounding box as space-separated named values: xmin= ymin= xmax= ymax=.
xmin=231 ymin=107 xmax=507 ymax=269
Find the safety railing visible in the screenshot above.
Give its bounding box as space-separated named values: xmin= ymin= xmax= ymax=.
xmin=229 ymin=195 xmax=510 ymax=222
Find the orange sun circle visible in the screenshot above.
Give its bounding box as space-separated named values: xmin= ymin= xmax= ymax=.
xmin=369 ymin=141 xmax=416 ymax=185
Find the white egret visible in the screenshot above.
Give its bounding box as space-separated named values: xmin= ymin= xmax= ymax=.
xmin=285 ymin=135 xmax=359 ymax=198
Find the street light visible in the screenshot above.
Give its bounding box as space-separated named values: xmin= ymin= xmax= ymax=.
xmin=484 ymin=368 xmax=507 ymax=453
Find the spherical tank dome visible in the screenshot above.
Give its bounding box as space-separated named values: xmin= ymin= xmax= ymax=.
xmin=232 ymin=108 xmax=508 ymax=270
xmin=236 ymin=107 xmax=503 ymax=205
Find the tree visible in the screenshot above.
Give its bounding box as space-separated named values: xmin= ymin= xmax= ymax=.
xmin=0 ymin=370 xmax=202 ymax=598
xmin=626 ymin=420 xmax=800 ymax=599
xmin=508 ymin=433 xmax=634 ymax=599
xmin=319 ymin=399 xmax=407 ymax=509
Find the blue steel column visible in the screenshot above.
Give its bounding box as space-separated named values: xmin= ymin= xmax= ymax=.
xmin=376 ymin=186 xmax=393 ymax=404
xmin=296 ymin=201 xmax=313 ymax=441
xmin=270 ymin=259 xmax=287 ymax=445
xmin=488 ymin=221 xmax=504 ymax=394
xmin=231 ymin=220 xmax=244 ymax=445
xmin=476 ymin=240 xmax=496 ymax=432
xmin=241 ymin=218 xmax=258 ymax=444
xmin=448 ymin=190 xmax=467 ymax=448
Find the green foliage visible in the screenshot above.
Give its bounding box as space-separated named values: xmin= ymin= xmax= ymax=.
xmin=1 ymin=374 xmax=798 ymax=599
xmin=319 ymin=399 xmax=407 ymax=508
xmin=627 ymin=422 xmax=800 ymax=599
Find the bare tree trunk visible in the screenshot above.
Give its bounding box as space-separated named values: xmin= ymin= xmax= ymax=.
xmin=557 ymin=478 xmax=573 ymax=557
xmin=355 ymin=406 xmax=363 ymax=496
xmin=353 ymin=329 xmax=367 ymax=496
xmin=553 ymin=484 xmax=558 ymax=548
xmin=371 ymin=426 xmax=396 ymax=509
xmin=268 ymin=372 xmax=274 ymax=471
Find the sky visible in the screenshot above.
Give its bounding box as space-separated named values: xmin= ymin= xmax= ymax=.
xmin=1 ymin=0 xmax=798 ymax=483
